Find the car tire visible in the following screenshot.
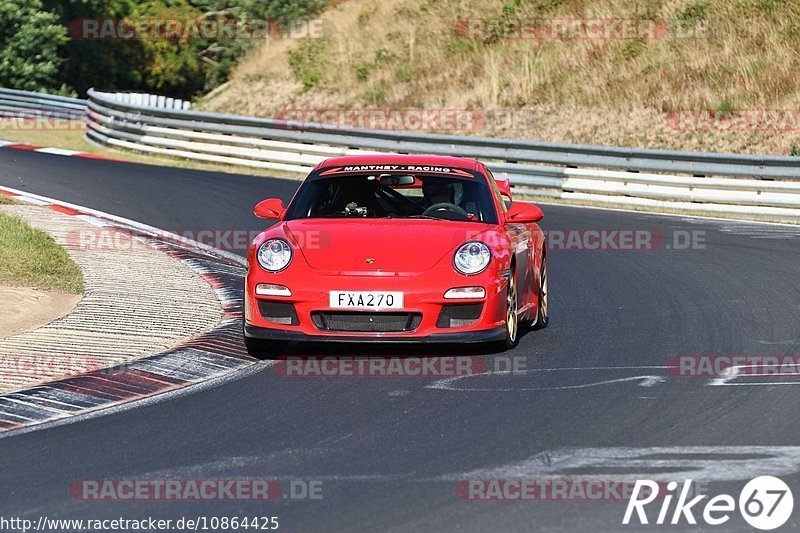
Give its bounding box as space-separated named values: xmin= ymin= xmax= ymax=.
xmin=493 ymin=265 xmax=520 ymax=351
xmin=531 ymin=255 xmax=549 ymax=330
xmin=244 ymin=333 xmax=287 ymax=360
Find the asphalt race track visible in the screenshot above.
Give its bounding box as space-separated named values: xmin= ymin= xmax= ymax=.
xmin=2 ymin=149 xmax=800 ymax=532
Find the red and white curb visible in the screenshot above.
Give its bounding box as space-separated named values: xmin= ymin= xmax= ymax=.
xmin=0 ymin=185 xmax=257 ymax=436
xmin=0 ymin=139 xmax=127 ymax=162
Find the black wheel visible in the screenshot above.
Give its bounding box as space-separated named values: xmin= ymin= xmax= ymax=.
xmin=493 ymin=265 xmax=520 ymax=350
xmin=531 ymin=255 xmax=549 ymax=330
xmin=244 ymin=332 xmax=287 ymax=359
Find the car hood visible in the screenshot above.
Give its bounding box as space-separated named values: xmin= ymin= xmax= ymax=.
xmin=283 ymin=219 xmax=492 ymax=273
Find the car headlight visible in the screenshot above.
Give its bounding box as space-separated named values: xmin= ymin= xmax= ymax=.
xmin=454 ymin=242 xmax=491 ymax=275
xmin=257 ymin=239 xmax=292 ymax=272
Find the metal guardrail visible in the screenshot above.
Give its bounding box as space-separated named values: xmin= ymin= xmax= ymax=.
xmin=4 ymin=87 xmax=800 ymax=219
xmin=83 ymin=88 xmax=800 ymax=219
xmin=0 ymin=88 xmax=189 ymax=121
xmin=93 ymin=91 xmax=191 ymax=110
xmin=0 ymin=88 xmax=86 ymax=120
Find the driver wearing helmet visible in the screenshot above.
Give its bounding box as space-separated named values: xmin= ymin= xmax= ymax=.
xmin=422 ymin=178 xmax=463 ymax=208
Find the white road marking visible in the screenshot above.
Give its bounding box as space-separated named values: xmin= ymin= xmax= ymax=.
xmin=15 ymin=197 xmax=50 ymax=206
xmin=437 ymin=446 xmax=800 ymax=482
xmin=34 ymin=147 xmax=81 ymax=156
xmin=74 ymin=215 xmax=111 ymax=227
xmin=709 ymin=364 xmax=800 ymax=386
xmin=426 ymin=366 xmax=672 ymax=392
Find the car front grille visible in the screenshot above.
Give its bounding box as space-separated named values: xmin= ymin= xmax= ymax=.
xmin=436 ymin=303 xmax=484 ymax=328
xmin=311 ymin=312 xmax=422 ymax=333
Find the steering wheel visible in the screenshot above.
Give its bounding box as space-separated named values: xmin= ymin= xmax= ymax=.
xmin=422 ymin=202 xmax=469 ymax=218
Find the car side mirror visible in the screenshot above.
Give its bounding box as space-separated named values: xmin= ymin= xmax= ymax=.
xmin=505 ymin=202 xmax=543 ymax=223
xmin=254 ymin=198 xmax=286 ymax=219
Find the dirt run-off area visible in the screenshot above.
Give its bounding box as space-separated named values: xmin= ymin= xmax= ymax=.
xmin=0 ymin=286 xmax=81 ymax=339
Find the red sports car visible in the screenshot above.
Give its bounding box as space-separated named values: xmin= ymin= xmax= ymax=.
xmin=244 ymin=154 xmax=548 ymax=356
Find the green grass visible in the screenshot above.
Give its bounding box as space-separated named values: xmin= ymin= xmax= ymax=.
xmin=676 ymin=1 xmax=710 ymax=27
xmin=203 ymin=0 xmax=800 ymax=156
xmin=0 ymin=210 xmax=83 ymax=294
xmin=0 ymin=196 xmax=20 ymax=205
xmin=287 ymin=38 xmax=327 ymax=91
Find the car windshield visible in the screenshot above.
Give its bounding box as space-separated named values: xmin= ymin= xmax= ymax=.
xmin=284 ymin=172 xmax=498 ymax=224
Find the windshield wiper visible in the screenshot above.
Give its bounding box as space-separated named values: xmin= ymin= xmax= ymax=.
xmin=405 ymin=215 xmax=448 ymax=220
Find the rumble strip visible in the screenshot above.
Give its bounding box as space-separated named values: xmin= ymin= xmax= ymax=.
xmin=0 ymin=185 xmax=254 ymax=434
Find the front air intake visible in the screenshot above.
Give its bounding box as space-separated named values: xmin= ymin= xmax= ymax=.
xmin=311 ymin=312 xmax=422 ymax=332
xmin=436 ymin=304 xmax=483 ymax=328
xmin=258 ymin=300 xmax=299 ymax=325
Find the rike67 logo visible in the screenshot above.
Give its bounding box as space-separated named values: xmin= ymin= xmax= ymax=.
xmin=623 ymin=476 xmax=794 ymax=530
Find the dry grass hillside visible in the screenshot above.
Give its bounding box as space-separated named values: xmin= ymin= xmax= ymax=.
xmin=199 ymin=0 xmax=800 ymax=155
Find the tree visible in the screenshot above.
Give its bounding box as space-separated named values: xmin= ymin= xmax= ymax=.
xmin=42 ymin=0 xmax=147 ymax=95
xmin=0 ymin=0 xmax=70 ymax=93
xmin=5 ymin=0 xmax=331 ymax=98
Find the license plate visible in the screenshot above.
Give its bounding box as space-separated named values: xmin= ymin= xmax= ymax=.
xmin=330 ymin=291 xmax=404 ymax=309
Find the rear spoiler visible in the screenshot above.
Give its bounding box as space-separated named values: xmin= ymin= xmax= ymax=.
xmin=495 ymin=176 xmax=513 ymax=201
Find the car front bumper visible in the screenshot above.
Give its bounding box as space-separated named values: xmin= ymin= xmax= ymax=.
xmin=244 ymin=264 xmax=509 ymax=344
